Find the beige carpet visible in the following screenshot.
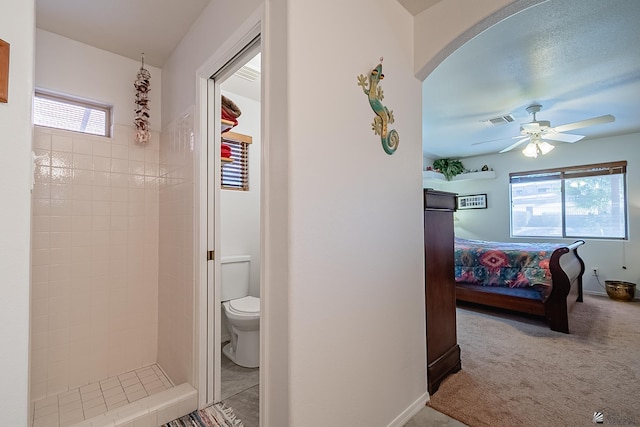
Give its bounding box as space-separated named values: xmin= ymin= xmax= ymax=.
xmin=428 ymin=294 xmax=640 ymax=427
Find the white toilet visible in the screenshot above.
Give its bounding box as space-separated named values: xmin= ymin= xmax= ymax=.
xmin=221 ymin=255 xmax=260 ymax=368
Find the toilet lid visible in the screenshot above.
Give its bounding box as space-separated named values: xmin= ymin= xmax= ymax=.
xmin=228 ymin=296 xmax=260 ymax=314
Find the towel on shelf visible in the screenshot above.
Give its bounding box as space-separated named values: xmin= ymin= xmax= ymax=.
xmin=221 ymin=95 xmax=242 ymax=131
xmin=221 ymin=108 xmax=238 ymax=127
xmin=221 ymin=143 xmax=232 ymax=159
xmin=222 ymin=95 xmax=242 ymax=118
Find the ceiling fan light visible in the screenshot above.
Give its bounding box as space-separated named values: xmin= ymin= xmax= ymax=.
xmin=538 ymin=140 xmax=555 ymax=154
xmin=522 ymin=142 xmax=538 ymax=158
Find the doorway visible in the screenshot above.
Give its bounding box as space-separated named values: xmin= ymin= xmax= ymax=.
xmin=205 ymin=37 xmax=261 ymax=427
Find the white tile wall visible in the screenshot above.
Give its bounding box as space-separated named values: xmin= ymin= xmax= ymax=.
xmin=30 ymin=125 xmax=160 ymax=401
xmin=157 ymin=109 xmax=196 ymax=386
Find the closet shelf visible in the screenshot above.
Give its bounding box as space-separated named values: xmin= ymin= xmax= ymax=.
xmin=221 ymin=119 xmax=235 ymax=133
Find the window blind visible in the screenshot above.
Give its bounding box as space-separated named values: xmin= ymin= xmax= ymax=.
xmin=510 ymin=161 xmax=627 ymax=183
xmin=221 ymin=140 xmax=249 ymax=190
xmin=33 ymin=90 xmax=111 ymax=137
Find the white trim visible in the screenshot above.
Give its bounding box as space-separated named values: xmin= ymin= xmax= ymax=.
xmin=195 ymin=75 xmax=207 ymax=410
xmin=194 ymin=4 xmax=263 ymax=411
xmin=386 ymin=391 xmax=430 ymax=427
xmin=195 ymin=73 xmax=210 ymax=409
xmin=583 ymin=289 xmax=608 ymax=298
xmin=210 ymin=77 xmax=221 ymax=404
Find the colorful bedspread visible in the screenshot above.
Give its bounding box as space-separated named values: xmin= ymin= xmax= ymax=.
xmin=454 ymin=237 xmax=566 ymax=294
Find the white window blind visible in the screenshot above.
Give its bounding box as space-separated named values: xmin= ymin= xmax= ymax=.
xmin=33 ymin=90 xmax=111 ymax=137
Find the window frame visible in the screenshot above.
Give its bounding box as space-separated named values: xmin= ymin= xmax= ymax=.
xmin=33 ymin=89 xmax=112 ymax=137
xmin=509 ymin=161 xmax=628 ymax=240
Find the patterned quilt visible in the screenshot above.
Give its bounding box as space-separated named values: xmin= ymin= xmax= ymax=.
xmin=454 ymin=237 xmax=565 ymax=292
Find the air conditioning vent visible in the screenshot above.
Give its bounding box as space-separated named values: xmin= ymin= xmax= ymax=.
xmin=485 ymin=114 xmax=515 ymax=126
xmin=235 ymin=65 xmax=260 ymax=82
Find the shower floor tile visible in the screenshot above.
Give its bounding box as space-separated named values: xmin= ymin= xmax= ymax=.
xmin=31 ymin=364 xmax=173 ymax=427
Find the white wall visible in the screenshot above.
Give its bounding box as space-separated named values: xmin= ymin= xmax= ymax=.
xmin=36 ymin=30 xmax=162 ymax=130
xmin=163 ymin=0 xmax=427 ymax=424
xmin=0 ymin=1 xmax=34 ymax=425
xmin=160 ymin=1 xmax=263 ymax=127
xmin=220 ymin=91 xmax=261 ymax=297
xmin=427 ymin=133 xmax=640 ymax=296
xmin=158 ymin=0 xmax=263 ymax=401
xmin=285 ymin=0 xmax=426 ymax=425
xmin=0 ymin=1 xmax=546 ymax=426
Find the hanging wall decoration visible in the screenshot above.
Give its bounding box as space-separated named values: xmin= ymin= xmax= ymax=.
xmin=134 ymin=53 xmax=150 ymax=144
xmin=357 ymin=58 xmax=399 ymax=155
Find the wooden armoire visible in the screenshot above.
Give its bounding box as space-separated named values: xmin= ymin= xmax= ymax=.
xmin=423 ymin=189 xmax=461 ymax=394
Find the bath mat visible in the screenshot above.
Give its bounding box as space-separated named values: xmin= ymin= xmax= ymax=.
xmin=162 ymin=402 xmax=244 ymax=427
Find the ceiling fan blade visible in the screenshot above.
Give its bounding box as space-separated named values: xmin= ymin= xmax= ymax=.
xmin=551 ymin=114 xmax=615 ymax=133
xmin=543 ymin=132 xmax=585 ymax=143
xmin=471 ymin=136 xmax=514 ymax=146
xmin=499 ymin=137 xmax=529 ymax=153
xmin=521 ymin=123 xmax=541 ymax=132
xmin=473 ymin=133 xmax=530 ymax=146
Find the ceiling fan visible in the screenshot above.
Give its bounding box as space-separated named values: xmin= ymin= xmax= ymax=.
xmin=499 ymin=104 xmax=615 ymax=157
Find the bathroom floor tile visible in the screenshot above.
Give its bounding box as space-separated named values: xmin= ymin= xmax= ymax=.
xmin=220 ymin=341 xmax=259 ymax=401
xmin=222 ymin=385 xmax=259 ymax=427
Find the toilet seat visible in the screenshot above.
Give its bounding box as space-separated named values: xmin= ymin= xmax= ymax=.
xmin=226 ymin=296 xmax=260 ymax=315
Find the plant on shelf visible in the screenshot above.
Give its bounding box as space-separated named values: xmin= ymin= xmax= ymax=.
xmin=432 ymin=158 xmax=465 ymax=181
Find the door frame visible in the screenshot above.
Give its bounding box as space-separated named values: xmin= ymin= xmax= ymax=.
xmin=194 ymin=12 xmax=263 ymax=408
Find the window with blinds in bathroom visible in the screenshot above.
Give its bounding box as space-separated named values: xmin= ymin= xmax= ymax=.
xmin=221 ymin=131 xmax=252 ymax=191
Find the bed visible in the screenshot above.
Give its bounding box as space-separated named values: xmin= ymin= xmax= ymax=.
xmin=454 ymin=237 xmax=586 ymax=333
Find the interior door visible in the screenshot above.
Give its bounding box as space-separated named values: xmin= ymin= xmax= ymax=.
xmin=206 ymin=36 xmax=261 ymax=405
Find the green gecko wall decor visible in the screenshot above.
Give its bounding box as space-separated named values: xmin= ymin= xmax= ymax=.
xmin=357 ymin=59 xmax=399 ymax=155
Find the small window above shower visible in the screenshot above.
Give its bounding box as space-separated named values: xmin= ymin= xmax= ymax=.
xmin=33 ymin=89 xmax=112 ymax=137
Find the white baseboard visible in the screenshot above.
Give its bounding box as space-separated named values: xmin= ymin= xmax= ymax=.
xmin=386 ymin=391 xmax=430 ymax=427
xmin=583 ymin=289 xmax=608 ymax=297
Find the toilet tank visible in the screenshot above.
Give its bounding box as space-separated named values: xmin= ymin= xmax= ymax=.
xmin=220 ymin=255 xmax=251 ymax=301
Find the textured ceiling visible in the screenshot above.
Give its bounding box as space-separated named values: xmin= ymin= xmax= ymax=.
xmin=422 ymin=0 xmax=640 ymax=159
xmin=35 ymin=0 xmax=640 ymax=160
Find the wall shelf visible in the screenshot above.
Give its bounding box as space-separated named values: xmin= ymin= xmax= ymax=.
xmin=452 ymin=170 xmax=496 ymax=182
xmin=221 ymin=119 xmax=235 ymax=133
xmin=423 ymin=170 xmax=495 ymax=185
xmin=423 ymin=170 xmax=446 ymax=182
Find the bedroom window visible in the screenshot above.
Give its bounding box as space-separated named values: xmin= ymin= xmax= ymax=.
xmin=33 ymin=90 xmax=112 ymax=137
xmin=510 ymin=161 xmax=627 ymax=239
xmin=221 ymin=131 xmax=251 ymax=191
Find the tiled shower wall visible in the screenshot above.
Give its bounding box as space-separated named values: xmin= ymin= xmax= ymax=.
xmin=30 ymin=124 xmax=160 ymax=401
xmin=157 ymin=108 xmax=195 ymax=386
